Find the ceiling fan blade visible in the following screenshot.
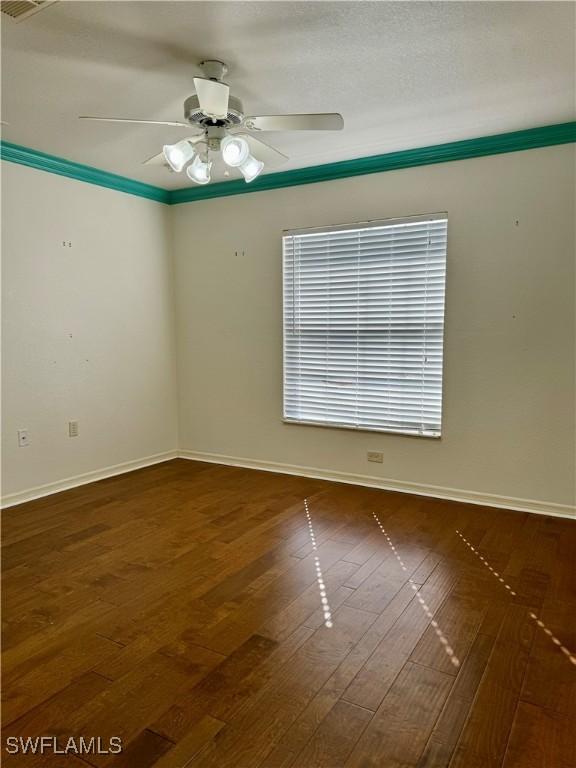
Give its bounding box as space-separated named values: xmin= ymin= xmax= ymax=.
xmin=142 ymin=136 xmax=205 ymax=166
xmin=143 ymin=151 xmax=169 ymax=167
xmin=193 ymin=78 xmax=230 ymax=120
xmin=244 ymin=113 xmax=344 ymax=132
xmin=236 ymin=133 xmax=289 ymax=167
xmin=79 ymin=116 xmax=191 ymax=128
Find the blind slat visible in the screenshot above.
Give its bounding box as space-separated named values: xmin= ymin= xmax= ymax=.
xmin=283 ymin=214 xmax=447 ymax=436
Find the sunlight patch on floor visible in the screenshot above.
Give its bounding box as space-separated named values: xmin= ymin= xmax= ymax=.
xmin=456 ymin=529 xmax=576 ymax=666
xmin=373 ymin=512 xmax=460 ymax=668
xmin=304 ymin=498 xmax=333 ymax=628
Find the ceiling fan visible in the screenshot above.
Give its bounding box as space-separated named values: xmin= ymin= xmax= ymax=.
xmin=79 ymin=60 xmax=344 ymax=185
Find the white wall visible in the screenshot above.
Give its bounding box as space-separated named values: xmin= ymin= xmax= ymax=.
xmin=171 ymin=145 xmax=576 ymax=515
xmin=3 ymin=145 xmax=574 ymax=515
xmin=1 ymin=162 xmax=178 ymax=501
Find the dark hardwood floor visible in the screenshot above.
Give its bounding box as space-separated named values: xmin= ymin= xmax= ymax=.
xmin=1 ymin=459 xmax=575 ymax=767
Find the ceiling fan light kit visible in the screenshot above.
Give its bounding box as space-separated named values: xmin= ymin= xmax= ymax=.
xmin=186 ymin=154 xmax=212 ymax=185
xmin=239 ymin=155 xmax=264 ymax=183
xmin=163 ymin=138 xmax=196 ymax=172
xmin=221 ymin=135 xmax=249 ymax=166
xmin=220 ymin=135 xmax=264 ymax=183
xmin=80 ymin=59 xmax=344 ymax=186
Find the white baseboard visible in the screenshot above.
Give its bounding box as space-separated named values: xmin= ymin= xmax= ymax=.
xmin=179 ymin=449 xmax=575 ymax=520
xmin=1 ymin=450 xmax=179 ymax=509
xmin=3 ymin=447 xmax=574 ymax=520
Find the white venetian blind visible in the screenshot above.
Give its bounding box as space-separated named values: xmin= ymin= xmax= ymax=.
xmin=283 ymin=213 xmax=447 ymax=437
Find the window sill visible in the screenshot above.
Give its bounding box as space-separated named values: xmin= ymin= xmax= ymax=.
xmin=282 ymin=418 xmax=441 ymax=439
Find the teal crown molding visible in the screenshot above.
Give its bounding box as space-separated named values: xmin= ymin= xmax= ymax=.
xmin=2 ymin=121 xmax=575 ymax=206
xmin=0 ymin=140 xmax=170 ymax=204
xmin=170 ymin=121 xmax=576 ymax=204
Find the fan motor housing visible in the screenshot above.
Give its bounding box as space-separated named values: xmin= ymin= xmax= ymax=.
xmin=184 ymin=94 xmax=244 ymax=127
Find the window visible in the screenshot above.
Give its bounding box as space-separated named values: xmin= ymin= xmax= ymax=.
xmin=282 ymin=213 xmax=447 ymax=437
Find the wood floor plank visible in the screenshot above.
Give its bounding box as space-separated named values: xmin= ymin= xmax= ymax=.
xmin=149 ymin=716 xmax=226 ymax=768
xmin=183 ymin=606 xmax=378 ymax=768
xmin=291 ymin=700 xmax=373 ymax=768
xmin=2 ymin=632 xmax=121 ymax=724
xmin=151 ymin=633 xmax=279 ymax=742
xmin=409 ymin=592 xmax=487 ymax=675
xmin=343 ymin=545 xmax=429 ymax=614
xmin=269 ymin=582 xmax=417 ymax=761
xmin=449 ymin=604 xmax=536 ymax=767
xmin=98 ymin=728 xmax=173 ymax=768
xmin=45 ymin=652 xmax=195 ymax=767
xmin=2 ymin=459 xmax=574 ymax=768
xmin=345 ymin=661 xmax=454 ymax=767
xmin=501 ymin=702 xmax=575 ymax=768
xmin=342 ymin=561 xmax=457 ymax=711
xmin=3 ymin=671 xmax=111 ymax=742
xmin=519 ymin=599 xmax=576 ymax=715
xmin=417 ymin=631 xmax=497 ymax=768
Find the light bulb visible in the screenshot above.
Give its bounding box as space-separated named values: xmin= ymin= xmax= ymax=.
xmin=221 ymin=136 xmax=249 ymax=167
xmin=239 ymin=155 xmax=264 ymax=183
xmin=186 ymin=154 xmax=212 ymax=185
xmin=163 ymin=140 xmax=195 ymax=172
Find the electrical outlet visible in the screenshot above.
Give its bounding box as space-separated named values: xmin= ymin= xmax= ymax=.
xmin=367 ymin=451 xmax=383 ymax=463
xmin=68 ymin=420 xmax=79 ymax=438
xmin=17 ymin=429 xmax=29 ymax=447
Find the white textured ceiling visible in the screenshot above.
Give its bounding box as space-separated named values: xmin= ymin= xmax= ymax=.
xmin=1 ymin=1 xmax=574 ymax=189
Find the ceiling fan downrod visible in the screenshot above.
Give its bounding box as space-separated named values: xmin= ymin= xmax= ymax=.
xmin=199 ymin=59 xmax=228 ymax=82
